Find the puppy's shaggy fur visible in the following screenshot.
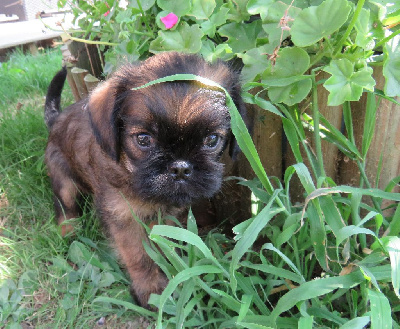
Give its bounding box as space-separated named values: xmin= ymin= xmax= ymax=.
xmin=44 ymin=52 xmax=246 ymax=308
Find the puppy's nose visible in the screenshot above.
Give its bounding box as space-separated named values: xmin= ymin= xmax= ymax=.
xmin=169 ymin=161 xmax=193 ymax=180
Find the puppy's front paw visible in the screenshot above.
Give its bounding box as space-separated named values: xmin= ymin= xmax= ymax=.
xmin=132 ymin=268 xmax=168 ymax=310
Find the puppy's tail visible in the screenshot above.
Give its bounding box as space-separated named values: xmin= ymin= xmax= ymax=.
xmin=44 ymin=66 xmax=67 ymax=129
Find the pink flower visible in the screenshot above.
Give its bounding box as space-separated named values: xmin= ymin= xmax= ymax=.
xmin=104 ymin=2 xmax=110 ymax=17
xmin=160 ymin=12 xmax=178 ymax=29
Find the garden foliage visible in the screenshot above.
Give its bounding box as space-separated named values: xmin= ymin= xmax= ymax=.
xmin=13 ymin=0 xmax=400 ymax=327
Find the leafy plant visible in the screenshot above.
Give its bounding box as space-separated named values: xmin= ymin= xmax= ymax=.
xmin=29 ymin=0 xmax=400 ymax=327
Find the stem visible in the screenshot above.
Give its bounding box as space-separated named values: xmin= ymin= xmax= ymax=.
xmin=375 ymin=29 xmax=400 ymax=49
xmin=136 ymin=0 xmax=152 ymax=35
xmin=278 ymin=104 xmax=320 ymax=178
xmin=310 ymin=51 xmax=327 ymax=67
xmin=356 ymin=161 xmax=383 ymax=214
xmin=66 ymin=35 xmax=118 ymax=46
xmin=333 ymin=0 xmax=366 ymax=56
xmin=311 ymin=72 xmax=326 ymax=178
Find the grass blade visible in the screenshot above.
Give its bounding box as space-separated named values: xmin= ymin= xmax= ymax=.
xmin=368 ymin=289 xmax=392 ymax=329
xmin=270 ymin=271 xmax=365 ymax=322
xmin=150 ymin=225 xmax=223 ymax=272
xmin=230 ymin=190 xmax=283 ymax=292
xmin=386 ymin=236 xmax=400 ymax=299
xmin=92 ymin=296 xmax=157 ymax=317
xmin=362 ymin=91 xmax=377 ymax=158
xmin=156 ymin=265 xmax=223 ymax=328
xmin=339 ymin=316 xmax=370 ymax=329
xmin=282 ymin=117 xmax=303 ymax=163
xmin=298 ymin=316 xmax=313 ymax=329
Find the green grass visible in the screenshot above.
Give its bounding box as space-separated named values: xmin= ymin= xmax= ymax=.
xmin=0 ymin=48 xmax=139 ymax=328
xmin=1 ymin=48 xmax=400 ymax=329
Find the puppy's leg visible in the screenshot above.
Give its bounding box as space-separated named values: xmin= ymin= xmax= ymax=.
xmin=97 ymin=193 xmax=167 ymax=308
xmin=48 ymin=164 xmax=82 ymax=236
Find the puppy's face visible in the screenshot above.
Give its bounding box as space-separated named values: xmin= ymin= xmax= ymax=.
xmin=88 ymin=52 xmax=245 ymax=207
xmin=121 ymin=85 xmax=231 ymax=206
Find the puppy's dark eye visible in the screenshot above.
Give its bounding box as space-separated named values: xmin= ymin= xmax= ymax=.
xmin=136 ymin=133 xmax=153 ymax=148
xmin=203 ymin=134 xmax=220 ymax=149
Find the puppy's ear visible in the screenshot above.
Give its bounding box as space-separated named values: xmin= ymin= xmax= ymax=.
xmin=87 ymin=79 xmax=124 ymax=161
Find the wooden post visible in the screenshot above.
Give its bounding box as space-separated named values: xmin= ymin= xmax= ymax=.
xmin=71 ymin=67 xmax=89 ymax=100
xmin=67 ymin=41 xmax=103 ymax=79
xmin=65 ymin=64 xmax=80 ymax=102
xmin=84 ymin=74 xmax=100 ymax=93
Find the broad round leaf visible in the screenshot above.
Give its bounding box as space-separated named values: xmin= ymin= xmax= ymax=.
xmin=268 ymin=78 xmax=312 ymax=106
xmin=129 ymin=0 xmax=156 ymax=11
xmin=239 ymin=45 xmax=273 ymax=82
xmin=383 ymin=34 xmax=400 ymax=97
xmin=188 ymin=0 xmax=216 ymax=20
xmin=262 ymin=2 xmax=301 ymax=46
xmin=291 ymin=0 xmax=351 ymax=47
xmin=157 ymin=0 xmax=192 ymax=16
xmin=150 ymin=22 xmax=204 ymax=54
xmin=218 ymin=20 xmax=263 ymax=54
xmin=323 ymin=59 xmax=376 ymax=106
xmin=262 ymin=47 xmax=311 ymax=105
xmin=247 ymin=0 xmax=273 ymax=16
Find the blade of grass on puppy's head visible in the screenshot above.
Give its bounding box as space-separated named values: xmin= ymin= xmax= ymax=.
xmin=131 ymin=74 xmax=274 ymax=194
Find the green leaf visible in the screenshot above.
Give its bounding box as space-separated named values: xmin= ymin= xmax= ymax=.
xmin=188 ymin=0 xmax=216 ymax=20
xmin=271 ymin=271 xmax=365 ymax=322
xmin=129 ymin=0 xmax=156 ymax=11
xmin=383 ymin=34 xmax=400 ymax=97
xmin=98 ymin=272 xmax=116 ymax=288
xmin=200 ymin=40 xmax=233 ymax=62
xmin=156 ymin=265 xmax=223 ymax=327
xmin=339 ymin=316 xmax=370 ymax=329
xmin=68 ymin=241 xmax=92 ymax=267
xmin=386 ymin=236 xmax=400 ymax=299
xmin=268 ymin=78 xmax=312 ymax=106
xmin=200 ymin=5 xmax=229 ymax=37
xmin=262 ymin=47 xmax=312 ymax=105
xmin=0 ymin=281 xmax=10 ymax=305
xmin=263 ymin=47 xmax=310 ymax=79
xmin=238 ymin=294 xmax=253 ymax=322
xmin=247 ymin=0 xmax=273 ymax=16
xmin=282 ymin=118 xmax=302 ymax=163
xmin=238 ymin=46 xmax=272 ymax=83
xmin=323 ymin=59 xmax=376 ymax=106
xmin=361 ymin=92 xmax=377 ymax=158
xmin=262 ymin=2 xmax=301 ymax=46
xmin=291 ymin=0 xmax=351 ymax=47
xmin=156 ymin=0 xmax=192 ymax=16
xmin=368 ymin=289 xmax=392 ymax=329
xmin=150 ymin=22 xmax=204 ymax=54
xmin=261 ymin=243 xmax=305 ymax=281
xmin=242 ymin=261 xmax=303 ymax=284
xmin=354 ymin=8 xmax=375 ymax=50
xmin=230 ymin=191 xmax=283 ymax=291
xmin=93 ymin=296 xmax=157 ymax=317
xmin=218 ymin=20 xmax=262 ymax=54
xmin=254 ymin=95 xmax=283 ymax=117
xmin=222 ymin=0 xmax=250 ymax=22
xmin=298 ymin=316 xmax=314 ymax=329
xmin=60 ymin=294 xmax=75 ymax=310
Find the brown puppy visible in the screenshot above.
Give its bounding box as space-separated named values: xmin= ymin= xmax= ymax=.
xmin=44 ymin=52 xmax=246 ymax=308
